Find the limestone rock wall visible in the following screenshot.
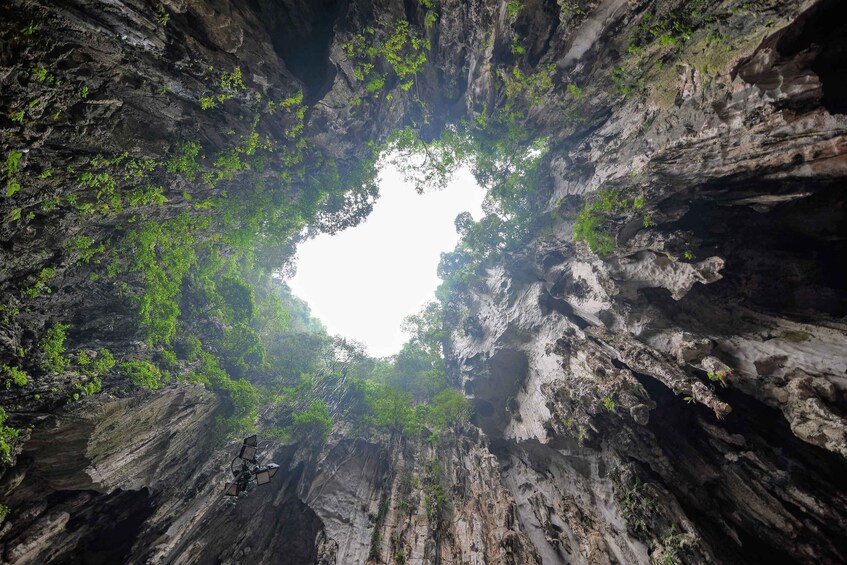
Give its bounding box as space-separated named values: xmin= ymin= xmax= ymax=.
xmin=447 ymin=1 xmax=847 ymax=562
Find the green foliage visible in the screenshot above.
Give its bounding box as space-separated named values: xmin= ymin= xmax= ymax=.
xmin=426 ymin=389 xmax=471 ymax=428
xmin=658 ymin=525 xmax=695 ymax=565
xmin=199 ymin=96 xmax=217 ymax=110
xmin=40 ymin=197 xmax=60 ymax=211
xmin=30 ymin=66 xmax=48 ymax=82
xmin=343 ymin=20 xmax=429 ymax=97
xmin=198 ymin=68 xmax=246 ymax=109
xmin=424 ymin=10 xmax=438 ymax=28
xmin=120 ymin=213 xmax=205 ymax=345
xmin=384 ymin=342 xmax=448 ymax=401
xmin=21 ymin=21 xmax=38 ymax=36
xmin=0 ymin=504 xmax=9 ymax=523
xmin=166 ymin=142 xmax=202 ymax=180
xmin=368 ymin=384 xmax=417 ymax=434
xmin=706 ymin=370 xmax=727 ymax=387
xmin=401 ymin=301 xmax=446 ymax=356
xmin=573 ymin=188 xmax=629 ymax=255
xmin=602 ymin=396 xmax=616 ymax=411
xmin=127 ymin=184 xmax=167 ymax=207
xmin=610 ymin=66 xmax=641 ymax=97
xmin=40 ymin=323 xmax=70 ymax=373
xmin=629 ymin=9 xmax=696 ymax=53
xmin=214 ymin=276 xmax=256 ymax=323
xmin=10 ymin=110 xmax=24 ymax=124
xmin=3 ymin=365 xmax=28 ymax=388
xmin=211 ymin=150 xmax=245 ymax=181
xmin=3 ymin=150 xmax=23 ymax=177
xmin=385 ymin=124 xmax=470 ymax=193
xmin=76 ymin=378 xmax=102 ymax=397
xmin=408 ymin=109 xmax=550 ymax=303
xmin=220 ymin=67 xmax=246 ymax=91
xmin=5 ymin=180 xmax=21 ymax=197
xmin=510 ymin=37 xmax=526 ymax=55
xmin=288 ymin=400 xmax=333 ymax=444
xmin=560 ymin=2 xmax=586 ymax=17
xmin=78 ymin=171 xmax=121 ymax=215
xmin=423 ymin=460 xmax=448 ymax=521
xmin=159 ymin=348 xmax=178 ymax=368
xmin=574 ymin=207 xmax=615 ymax=254
xmin=0 ymin=408 xmax=20 ymax=463
xmin=506 ymin=0 xmax=522 ymax=18
xmin=121 ymin=360 xmax=167 ymax=389
xmin=187 ymin=352 xmax=259 ymax=434
xmin=610 ymin=466 xmax=657 ymax=535
xmin=219 ymin=323 xmax=265 ymax=378
xmin=174 ymin=335 xmax=202 ymax=360
xmin=366 ymin=75 xmax=386 ymax=93
xmin=23 ymin=267 xmax=55 ymax=298
xmin=499 ymin=64 xmax=555 ymax=107
xmin=80 ymin=84 xmax=89 ymax=99
xmin=69 ymin=236 xmax=105 ymax=263
xmin=567 ymin=83 xmax=584 ymax=99
xmin=78 ymin=348 xmax=115 ymax=377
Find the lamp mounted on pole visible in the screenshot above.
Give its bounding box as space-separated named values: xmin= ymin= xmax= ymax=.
xmin=224 ymin=435 xmax=280 ymax=497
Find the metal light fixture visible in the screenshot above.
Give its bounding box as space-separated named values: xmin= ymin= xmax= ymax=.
xmin=224 ymin=436 xmax=280 ymax=497
xmin=238 ymin=434 xmax=258 ymax=461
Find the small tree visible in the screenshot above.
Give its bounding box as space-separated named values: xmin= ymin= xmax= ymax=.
xmin=288 ymin=400 xmax=332 ymax=445
xmin=216 ymin=276 xmax=256 ymax=323
xmin=427 ymin=389 xmax=472 ymax=429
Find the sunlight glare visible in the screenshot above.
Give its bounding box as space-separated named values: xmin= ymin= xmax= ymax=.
xmin=287 ymin=162 xmax=484 ymax=357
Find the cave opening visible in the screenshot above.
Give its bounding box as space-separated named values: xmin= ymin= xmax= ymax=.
xmin=51 ymin=489 xmax=156 ymax=565
xmin=659 ymin=179 xmax=846 ymax=320
xmin=466 ymin=349 xmax=529 ymax=437
xmin=774 ymin=0 xmax=847 ymax=115
xmin=288 ymin=160 xmax=484 ymax=356
xmin=252 ymin=0 xmax=346 ymax=103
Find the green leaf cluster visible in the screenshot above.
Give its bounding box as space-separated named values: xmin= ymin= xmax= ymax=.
xmin=69 ymin=236 xmax=105 ymax=263
xmin=573 ymin=188 xmax=642 ymax=255
xmin=288 ymin=400 xmax=333 ymax=444
xmin=506 ymin=0 xmax=522 ymax=18
xmin=40 ymin=323 xmax=70 ymax=373
xmin=22 ymin=267 xmax=55 ymax=299
xmin=121 ymin=360 xmax=168 ymax=389
xmin=3 ymin=150 xmax=24 ymax=197
xmin=343 ymin=20 xmax=429 ymax=96
xmin=2 ymin=365 xmax=28 ymax=388
xmin=77 ymin=348 xmax=115 ymax=377
xmin=185 ymin=352 xmax=259 ymax=434
xmin=120 ymin=213 xmax=207 ymax=345
xmin=0 ymin=408 xmax=20 ymax=463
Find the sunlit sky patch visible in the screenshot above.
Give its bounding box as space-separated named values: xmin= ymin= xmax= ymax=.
xmin=288 ymin=162 xmax=485 ymax=357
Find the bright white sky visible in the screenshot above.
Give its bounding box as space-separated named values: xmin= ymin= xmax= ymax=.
xmin=288 ymin=162 xmax=485 ymax=357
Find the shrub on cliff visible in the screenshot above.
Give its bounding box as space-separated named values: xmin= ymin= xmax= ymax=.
xmin=288 ymin=400 xmax=333 ymax=445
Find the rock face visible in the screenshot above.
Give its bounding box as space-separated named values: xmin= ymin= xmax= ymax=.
xmin=1 ymin=0 xmax=846 ymax=563
xmin=445 ymin=1 xmax=847 ymax=561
